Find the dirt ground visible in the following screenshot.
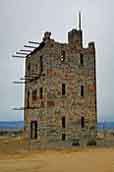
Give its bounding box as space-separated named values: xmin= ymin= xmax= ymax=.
xmin=0 ymin=137 xmax=114 ymax=172
xmin=0 ymin=148 xmax=114 ymax=172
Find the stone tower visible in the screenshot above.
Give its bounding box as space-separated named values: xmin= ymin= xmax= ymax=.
xmin=24 ymin=13 xmax=97 ymax=147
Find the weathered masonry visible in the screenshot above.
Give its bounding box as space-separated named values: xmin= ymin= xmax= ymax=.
xmin=24 ymin=14 xmax=97 ymax=147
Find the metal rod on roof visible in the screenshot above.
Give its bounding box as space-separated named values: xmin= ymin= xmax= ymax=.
xmin=24 ymin=45 xmax=37 ymax=48
xmin=20 ymin=76 xmax=37 ymax=80
xmin=21 ymin=77 xmax=40 ymax=82
xmin=24 ymin=74 xmax=38 ymax=77
xmin=20 ymin=77 xmax=28 ymax=80
xmin=28 ymin=41 xmax=40 ymax=44
xmin=12 ymin=55 xmax=26 ymax=58
xmin=12 ymin=107 xmax=25 ymax=110
xmin=23 ymin=75 xmax=38 ymax=80
xmin=28 ymin=107 xmax=40 ymax=109
xmin=13 ymin=106 xmax=40 ymax=110
xmin=13 ymin=81 xmax=26 ymax=84
xmin=20 ymin=49 xmax=32 ymax=52
xmin=16 ymin=52 xmax=28 ymax=55
xmin=20 ymin=77 xmax=31 ymax=81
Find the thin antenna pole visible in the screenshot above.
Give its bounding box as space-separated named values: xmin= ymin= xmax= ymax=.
xmin=24 ymin=45 xmax=37 ymax=49
xmin=28 ymin=41 xmax=40 ymax=44
xmin=12 ymin=55 xmax=26 ymax=58
xmin=20 ymin=49 xmax=32 ymax=52
xmin=16 ymin=52 xmax=28 ymax=55
xmin=13 ymin=81 xmax=26 ymax=84
xmin=79 ymin=11 xmax=82 ymax=30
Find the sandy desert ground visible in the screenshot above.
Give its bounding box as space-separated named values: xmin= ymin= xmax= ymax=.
xmin=0 ymin=137 xmax=114 ymax=172
xmin=0 ymin=148 xmax=114 ymax=172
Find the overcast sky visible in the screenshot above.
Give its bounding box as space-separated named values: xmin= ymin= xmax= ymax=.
xmin=0 ymin=0 xmax=113 ymax=122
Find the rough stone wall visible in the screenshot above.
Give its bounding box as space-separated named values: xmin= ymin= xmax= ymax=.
xmin=24 ymin=33 xmax=97 ymax=147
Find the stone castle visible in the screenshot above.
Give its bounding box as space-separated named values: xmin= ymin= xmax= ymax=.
xmin=24 ymin=13 xmax=97 ymax=147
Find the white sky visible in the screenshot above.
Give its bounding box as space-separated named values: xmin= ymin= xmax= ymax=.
xmin=0 ymin=0 xmax=113 ymax=122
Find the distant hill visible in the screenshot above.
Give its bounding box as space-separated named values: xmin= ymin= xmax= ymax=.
xmin=0 ymin=121 xmax=114 ymax=129
xmin=0 ymin=121 xmax=24 ymax=129
xmin=97 ymin=122 xmax=114 ymax=129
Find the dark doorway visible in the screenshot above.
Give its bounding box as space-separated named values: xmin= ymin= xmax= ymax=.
xmin=80 ymin=85 xmax=84 ymax=97
xmin=62 ymin=116 xmax=66 ymax=128
xmin=81 ymin=116 xmax=85 ymax=128
xmin=40 ymin=56 xmax=43 ymax=73
xmin=62 ymin=83 xmax=66 ymax=95
xmin=80 ymin=53 xmax=84 ymax=65
xmin=62 ymin=133 xmax=66 ymax=141
xmin=30 ymin=120 xmax=38 ymax=139
xmin=40 ymin=87 xmax=43 ymax=99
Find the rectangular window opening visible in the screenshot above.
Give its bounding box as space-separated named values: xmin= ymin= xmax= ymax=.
xmin=62 ymin=116 xmax=66 ymax=128
xmin=61 ymin=50 xmax=66 ymax=62
xmin=62 ymin=83 xmax=66 ymax=96
xmin=30 ymin=121 xmax=38 ymax=139
xmin=32 ymin=89 xmax=37 ymax=101
xmin=81 ymin=116 xmax=85 ymax=128
xmin=40 ymin=56 xmax=43 ymax=73
xmin=81 ymin=85 xmax=84 ymax=97
xmin=27 ymin=63 xmax=30 ymax=71
xmin=62 ymin=133 xmax=66 ymax=141
xmin=80 ymin=53 xmax=84 ymax=65
xmin=27 ymin=63 xmax=31 ymax=76
xmin=40 ymin=87 xmax=43 ymax=99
